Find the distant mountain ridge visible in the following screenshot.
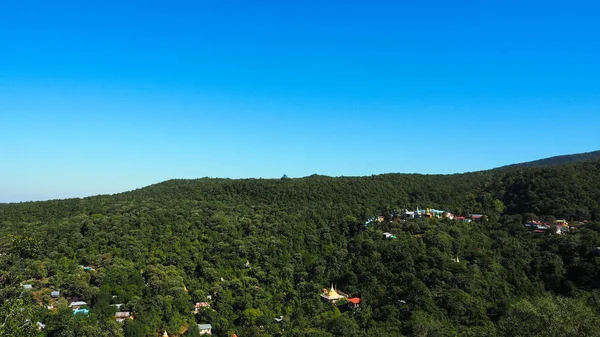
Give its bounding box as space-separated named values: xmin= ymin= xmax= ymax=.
xmin=495 ymin=150 xmax=600 ymax=170
xmin=1 ymin=150 xmax=599 ymax=207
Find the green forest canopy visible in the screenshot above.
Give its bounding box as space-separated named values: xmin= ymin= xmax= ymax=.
xmin=1 ymin=159 xmax=600 ymax=336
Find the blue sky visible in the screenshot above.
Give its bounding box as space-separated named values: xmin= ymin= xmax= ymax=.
xmin=1 ymin=1 xmax=599 ymax=202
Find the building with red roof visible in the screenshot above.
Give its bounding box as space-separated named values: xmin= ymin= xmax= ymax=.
xmin=347 ymin=297 xmax=361 ymax=310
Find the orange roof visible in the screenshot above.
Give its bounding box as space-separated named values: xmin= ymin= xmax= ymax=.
xmin=348 ymin=297 xmax=361 ymax=304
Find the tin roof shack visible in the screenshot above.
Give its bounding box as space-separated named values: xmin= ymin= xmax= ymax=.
xmin=198 ymin=324 xmax=212 ymax=335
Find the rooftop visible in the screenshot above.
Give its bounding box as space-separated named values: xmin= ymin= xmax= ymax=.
xmin=69 ymin=301 xmax=87 ymax=307
xmin=348 ymin=297 xmax=361 ymax=304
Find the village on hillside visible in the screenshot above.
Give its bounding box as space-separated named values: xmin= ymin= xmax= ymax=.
xmin=19 ymin=264 xmax=216 ymax=336
xmin=365 ymin=207 xmax=583 ymax=236
xmin=523 ymin=219 xmax=588 ymax=234
xmin=364 ymin=208 xmax=488 ymax=226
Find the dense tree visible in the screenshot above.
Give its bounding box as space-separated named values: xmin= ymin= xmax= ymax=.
xmin=0 ymin=159 xmax=600 ymax=335
xmin=498 ymin=295 xmax=600 ymax=337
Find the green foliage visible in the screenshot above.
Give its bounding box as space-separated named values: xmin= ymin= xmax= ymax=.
xmin=0 ymin=159 xmax=600 ymax=335
xmin=0 ymin=298 xmax=41 ymax=337
xmin=498 ymin=295 xmax=600 ymax=337
xmin=123 ymin=321 xmax=146 ymax=337
xmin=406 ymin=310 xmax=457 ymax=337
xmin=7 ymin=234 xmax=42 ymax=258
xmin=183 ymin=324 xmax=200 ymax=336
xmin=489 ymin=160 xmax=600 ymax=219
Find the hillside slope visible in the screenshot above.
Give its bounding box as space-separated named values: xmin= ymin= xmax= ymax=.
xmin=495 ymin=150 xmax=600 ymax=170
xmin=489 ymin=160 xmax=600 ymax=219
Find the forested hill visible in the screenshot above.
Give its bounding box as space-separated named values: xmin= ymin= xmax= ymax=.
xmin=0 ymin=172 xmax=492 ymax=224
xmin=495 ymin=150 xmax=600 ymax=170
xmin=488 ymin=159 xmax=600 ymax=219
xmin=2 ymin=159 xmax=600 ymax=223
xmin=1 ymin=160 xmax=600 ymax=336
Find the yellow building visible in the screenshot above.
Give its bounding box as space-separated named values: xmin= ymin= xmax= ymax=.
xmin=320 ymin=284 xmax=346 ymax=303
xmin=555 ymin=220 xmax=569 ymax=227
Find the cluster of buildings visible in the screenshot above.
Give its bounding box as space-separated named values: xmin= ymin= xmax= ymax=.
xmin=20 ymin=267 xmax=246 ymax=336
xmin=193 ymin=295 xmax=213 ymax=334
xmin=23 ymin=276 xmax=219 ymax=336
xmin=523 ymin=219 xmax=585 ymax=234
xmin=21 ymin=281 xmax=133 ymax=328
xmin=67 ymin=300 xmax=133 ymax=320
xmin=365 ymin=208 xmax=487 ymax=226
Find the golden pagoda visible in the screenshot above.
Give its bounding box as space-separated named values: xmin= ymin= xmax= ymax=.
xmin=163 ymin=331 xmax=169 ymax=337
xmin=320 ymin=284 xmax=346 ymax=302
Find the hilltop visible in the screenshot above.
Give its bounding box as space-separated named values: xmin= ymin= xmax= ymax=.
xmin=495 ymin=150 xmax=600 ymax=170
xmin=3 ymin=156 xmax=599 ymax=223
xmin=3 ymin=150 xmax=599 ymax=208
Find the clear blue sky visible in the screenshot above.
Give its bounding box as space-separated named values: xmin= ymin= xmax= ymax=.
xmin=1 ymin=1 xmax=599 ymax=202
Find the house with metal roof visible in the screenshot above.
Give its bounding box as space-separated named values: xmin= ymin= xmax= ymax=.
xmin=403 ymin=210 xmax=416 ymax=219
xmin=198 ymin=323 xmax=212 ymax=335
xmin=69 ymin=301 xmax=87 ymax=308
